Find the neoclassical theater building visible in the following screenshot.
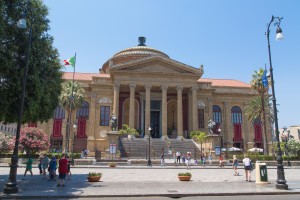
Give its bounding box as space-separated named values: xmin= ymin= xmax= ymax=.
xmin=17 ymin=37 xmax=272 ymax=155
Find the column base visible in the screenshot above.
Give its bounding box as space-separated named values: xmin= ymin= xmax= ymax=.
xmin=276 ymin=183 xmax=288 ymax=190
xmin=3 ymin=184 xmax=18 ymax=194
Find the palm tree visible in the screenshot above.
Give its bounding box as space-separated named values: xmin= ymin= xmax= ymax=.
xmin=59 ymin=81 xmax=85 ymax=152
xmin=248 ymin=68 xmax=270 ymax=155
xmin=190 ymin=130 xmax=207 ymax=155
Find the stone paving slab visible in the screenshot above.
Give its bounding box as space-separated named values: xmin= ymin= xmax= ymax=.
xmin=0 ymin=166 xmax=299 ymax=199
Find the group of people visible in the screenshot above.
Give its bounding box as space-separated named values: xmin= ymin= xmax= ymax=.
xmin=232 ymin=154 xmax=254 ymax=182
xmin=23 ymin=153 xmax=72 ymax=187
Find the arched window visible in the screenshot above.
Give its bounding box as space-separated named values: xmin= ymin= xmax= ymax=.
xmin=231 ymin=106 xmax=242 ymax=124
xmin=76 ymin=101 xmax=89 ymax=119
xmin=213 ymin=105 xmax=222 ymax=124
xmin=53 ymin=106 xmax=65 ymax=120
xmin=197 ymin=100 xmax=205 ymax=128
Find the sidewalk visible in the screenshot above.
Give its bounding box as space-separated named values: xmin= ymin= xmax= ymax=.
xmin=0 ymin=165 xmax=299 ymax=199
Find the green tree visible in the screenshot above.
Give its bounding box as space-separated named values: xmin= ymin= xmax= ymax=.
xmin=287 ymin=139 xmax=300 ymax=156
xmin=0 ymin=0 xmax=63 ymax=123
xmin=246 ymin=68 xmax=271 ymax=155
xmin=58 ymin=81 xmax=85 ymax=152
xmin=190 ymin=130 xmax=207 ymax=154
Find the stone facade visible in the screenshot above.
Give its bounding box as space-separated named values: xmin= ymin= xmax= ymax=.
xmin=30 ymin=37 xmax=273 ymax=155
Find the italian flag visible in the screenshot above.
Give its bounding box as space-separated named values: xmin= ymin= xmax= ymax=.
xmin=63 ymin=56 xmax=76 ymax=67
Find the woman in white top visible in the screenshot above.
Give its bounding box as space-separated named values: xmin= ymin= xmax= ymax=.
xmin=242 ymin=154 xmax=252 ymax=182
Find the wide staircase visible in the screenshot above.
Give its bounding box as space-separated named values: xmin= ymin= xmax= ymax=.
xmin=119 ymin=137 xmax=201 ymax=160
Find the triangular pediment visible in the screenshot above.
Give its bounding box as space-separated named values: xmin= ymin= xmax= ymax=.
xmin=110 ymin=56 xmax=203 ymax=76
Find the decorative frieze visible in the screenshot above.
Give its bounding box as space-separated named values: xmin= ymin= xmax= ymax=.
xmin=98 ymin=97 xmax=112 ymax=104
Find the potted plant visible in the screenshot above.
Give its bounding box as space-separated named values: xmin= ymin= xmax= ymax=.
xmin=87 ymin=172 xmax=102 ymax=182
xmin=118 ymin=124 xmax=139 ymax=139
xmin=178 ymin=172 xmax=192 ymax=181
xmin=109 ymin=162 xmax=116 ymax=167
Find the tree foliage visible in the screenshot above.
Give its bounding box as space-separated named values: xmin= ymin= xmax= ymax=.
xmin=17 ymin=127 xmax=49 ymax=154
xmin=246 ymin=68 xmax=273 ymax=155
xmin=0 ymin=132 xmax=14 ymax=152
xmin=190 ymin=130 xmax=207 ymax=154
xmin=0 ymin=0 xmax=63 ymax=123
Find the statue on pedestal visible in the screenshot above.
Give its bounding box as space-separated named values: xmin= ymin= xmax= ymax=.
xmin=110 ymin=114 xmax=118 ymax=131
xmin=207 ymin=118 xmax=216 ymax=135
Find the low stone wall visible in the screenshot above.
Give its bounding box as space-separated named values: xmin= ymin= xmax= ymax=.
xmin=74 ymin=159 xmax=96 ymax=165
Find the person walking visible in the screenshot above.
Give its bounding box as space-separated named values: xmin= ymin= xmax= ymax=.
xmin=186 ymin=152 xmax=191 ymax=170
xmin=38 ymin=154 xmax=44 ymax=175
xmin=243 ymin=154 xmax=252 ymax=182
xmin=160 ymin=153 xmax=165 ymax=167
xmin=48 ymin=156 xmax=57 ymax=181
xmin=176 ymin=151 xmax=181 ymax=164
xmin=181 ymin=154 xmax=186 ymax=164
xmin=232 ymin=155 xmax=239 ymax=176
xmin=42 ymin=155 xmax=49 ymax=178
xmin=173 ymin=152 xmax=177 ymax=166
xmin=57 ymin=153 xmax=68 ymax=187
xmin=219 ymin=155 xmax=224 ymax=168
xmin=202 ymin=155 xmax=206 ymax=167
xmin=66 ymin=155 xmax=72 ymax=180
xmin=23 ymin=156 xmax=33 ymax=178
xmin=208 ymin=155 xmax=212 ymax=167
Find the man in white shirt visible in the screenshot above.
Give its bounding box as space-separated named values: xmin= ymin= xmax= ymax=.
xmin=176 ymin=151 xmax=181 ymax=163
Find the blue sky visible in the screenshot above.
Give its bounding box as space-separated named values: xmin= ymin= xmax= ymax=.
xmin=43 ymin=0 xmax=300 ymax=128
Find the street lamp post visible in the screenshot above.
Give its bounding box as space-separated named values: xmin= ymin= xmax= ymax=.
xmin=4 ymin=4 xmax=32 ymax=194
xmin=71 ymin=123 xmax=77 ymax=165
xmin=266 ymin=15 xmax=288 ymax=190
xmin=147 ymin=126 xmax=152 ymax=167
xmin=281 ymin=128 xmax=291 ymax=167
xmin=218 ymin=127 xmax=223 ymax=150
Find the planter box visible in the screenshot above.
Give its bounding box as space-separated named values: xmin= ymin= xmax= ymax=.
xmin=87 ymin=176 xmax=101 ymax=182
xmin=178 ymin=176 xmax=191 ymax=181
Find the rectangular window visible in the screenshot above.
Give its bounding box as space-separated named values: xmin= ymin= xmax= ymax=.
xmin=100 ymin=106 xmax=110 ymax=126
xmin=198 ymin=109 xmax=204 ymax=128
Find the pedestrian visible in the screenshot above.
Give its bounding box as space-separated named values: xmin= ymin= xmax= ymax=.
xmin=24 ymin=156 xmax=33 ymax=178
xmin=38 ymin=154 xmax=44 ymax=175
xmin=84 ymin=149 xmax=89 ymax=158
xmin=160 ymin=153 xmax=165 ymax=167
xmin=232 ymin=155 xmax=239 ymax=176
xmin=176 ymin=151 xmax=181 ymax=163
xmin=208 ymin=155 xmax=212 ymax=167
xmin=173 ymin=152 xmax=177 ymax=166
xmin=182 ymin=154 xmax=186 ymax=164
xmin=219 ymin=155 xmax=224 ymax=168
xmin=48 ymin=156 xmax=57 ymax=181
xmin=242 ymin=154 xmax=252 ymax=182
xmin=42 ymin=155 xmax=49 ymax=177
xmin=66 ymin=155 xmax=72 ymax=180
xmin=202 ymin=155 xmax=206 ymax=167
xmin=186 ymin=152 xmax=191 ymax=170
xmin=57 ymin=153 xmax=68 ymax=187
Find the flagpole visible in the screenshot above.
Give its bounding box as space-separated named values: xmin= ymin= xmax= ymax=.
xmin=66 ymin=53 xmax=76 ymax=154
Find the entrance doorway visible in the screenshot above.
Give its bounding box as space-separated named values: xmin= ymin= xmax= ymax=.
xmin=150 ymin=111 xmax=160 ymax=138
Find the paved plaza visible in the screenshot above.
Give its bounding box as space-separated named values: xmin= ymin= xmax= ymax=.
xmin=0 ymin=162 xmax=299 ymax=199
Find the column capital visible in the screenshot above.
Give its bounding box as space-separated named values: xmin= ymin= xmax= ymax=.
xmin=90 ymin=93 xmax=97 ymax=98
xmin=161 ymin=85 xmax=168 ymax=91
xmin=191 ymin=86 xmax=198 ymax=91
xmin=129 ymin=83 xmax=136 ymax=89
xmin=145 ymin=84 xmax=152 ymax=90
xmin=223 ymin=101 xmax=229 ymax=107
xmin=113 ymin=83 xmax=120 ymax=90
xmin=177 ymin=85 xmax=183 ymax=91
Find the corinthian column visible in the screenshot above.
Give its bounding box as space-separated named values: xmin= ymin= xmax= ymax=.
xmin=129 ymin=84 xmax=136 ymax=128
xmin=192 ymin=86 xmax=198 ymax=130
xmin=177 ymin=85 xmax=183 ymax=137
xmin=113 ymin=83 xmax=120 ymax=117
xmin=145 ymin=84 xmax=151 ymax=133
xmin=161 ymin=85 xmax=168 ymax=137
